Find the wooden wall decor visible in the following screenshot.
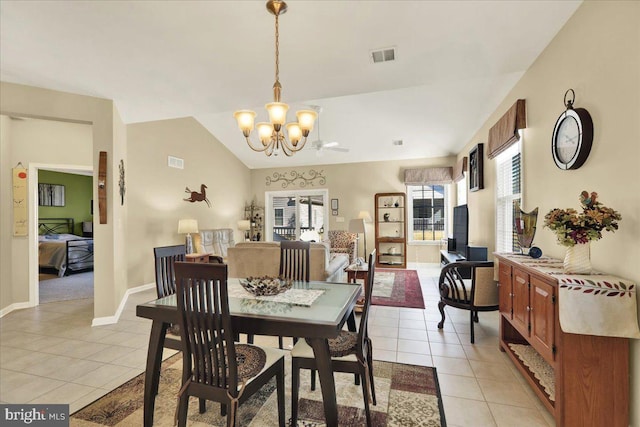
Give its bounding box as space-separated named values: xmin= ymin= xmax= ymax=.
xmin=98 ymin=151 xmax=107 ymax=224
xmin=184 ymin=184 xmax=211 ymax=207
xmin=265 ymin=169 xmax=326 ymax=188
xmin=118 ymin=159 xmax=126 ymax=206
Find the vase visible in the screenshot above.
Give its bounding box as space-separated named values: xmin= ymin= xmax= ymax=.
xmin=563 ymin=242 xmax=591 ymax=274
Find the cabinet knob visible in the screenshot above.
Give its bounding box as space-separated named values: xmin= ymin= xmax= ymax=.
xmin=526 ymin=306 xmax=532 ymax=312
xmin=509 ymin=293 xmax=514 ymax=297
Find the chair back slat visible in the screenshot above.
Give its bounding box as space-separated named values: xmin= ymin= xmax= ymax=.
xmin=357 ymin=250 xmax=376 ymax=354
xmin=279 ymin=241 xmax=310 ymax=282
xmin=175 ymin=262 xmax=238 ymax=392
xmin=154 ymin=245 xmax=186 ymax=298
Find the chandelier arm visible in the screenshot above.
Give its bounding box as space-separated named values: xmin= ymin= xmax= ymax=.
xmin=244 ymin=137 xmax=271 ymax=153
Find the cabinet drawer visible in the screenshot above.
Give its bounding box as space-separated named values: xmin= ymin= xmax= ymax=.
xmin=529 ymin=276 xmax=556 ymax=363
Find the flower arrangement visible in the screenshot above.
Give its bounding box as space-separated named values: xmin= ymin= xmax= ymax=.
xmin=544 ymin=191 xmax=621 ymax=247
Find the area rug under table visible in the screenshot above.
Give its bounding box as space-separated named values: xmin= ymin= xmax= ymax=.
xmin=71 ymin=354 xmax=445 ymax=427
xmin=371 ymin=269 xmax=425 ymax=309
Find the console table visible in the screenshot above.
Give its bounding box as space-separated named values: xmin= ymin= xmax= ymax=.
xmin=495 ymin=253 xmax=637 ymax=427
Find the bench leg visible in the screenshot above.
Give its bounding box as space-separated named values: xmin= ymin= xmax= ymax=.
xmin=437 ymin=300 xmax=446 ymax=329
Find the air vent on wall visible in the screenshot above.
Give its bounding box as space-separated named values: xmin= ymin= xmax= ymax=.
xmin=371 ymin=47 xmax=396 ymax=63
xmin=168 ymin=156 xmax=184 ymax=169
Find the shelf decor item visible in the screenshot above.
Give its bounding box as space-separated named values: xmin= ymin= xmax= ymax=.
xmin=543 ymin=191 xmax=621 ymax=274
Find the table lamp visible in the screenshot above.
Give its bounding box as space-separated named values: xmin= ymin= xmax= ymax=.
xmin=349 ymin=218 xmax=366 ymax=266
xmin=178 ymin=219 xmax=198 ymax=254
xmin=238 ymin=219 xmax=251 ymax=241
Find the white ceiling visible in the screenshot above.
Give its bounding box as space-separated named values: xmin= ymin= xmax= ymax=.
xmin=0 ymin=0 xmax=581 ymax=169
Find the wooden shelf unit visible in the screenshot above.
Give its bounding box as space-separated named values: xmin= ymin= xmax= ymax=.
xmin=496 ymin=254 xmax=629 ymax=427
xmin=374 ymin=193 xmax=406 ymax=268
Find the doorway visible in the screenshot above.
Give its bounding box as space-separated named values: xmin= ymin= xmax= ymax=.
xmin=266 ymin=189 xmax=329 ymax=241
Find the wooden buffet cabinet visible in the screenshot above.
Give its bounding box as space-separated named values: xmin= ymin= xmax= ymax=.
xmin=496 ymin=254 xmax=629 ymax=427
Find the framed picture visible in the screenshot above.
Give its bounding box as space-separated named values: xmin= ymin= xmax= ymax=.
xmin=38 ymin=183 xmax=65 ymax=206
xmin=469 ymin=143 xmax=484 ymax=192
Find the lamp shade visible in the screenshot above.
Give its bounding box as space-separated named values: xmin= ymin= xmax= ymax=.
xmin=349 ymin=218 xmax=365 ymax=234
xmin=237 ymin=220 xmax=251 ymax=231
xmin=178 ymin=219 xmax=198 ymax=234
xmin=358 ymin=211 xmax=373 ymax=223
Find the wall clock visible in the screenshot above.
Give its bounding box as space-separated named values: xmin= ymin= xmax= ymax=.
xmin=551 ymin=89 xmax=593 ymax=170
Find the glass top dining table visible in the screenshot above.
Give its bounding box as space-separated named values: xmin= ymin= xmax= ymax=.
xmin=136 ymin=279 xmax=361 ymax=427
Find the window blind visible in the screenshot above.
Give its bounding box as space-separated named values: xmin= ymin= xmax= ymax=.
xmin=404 ymin=167 xmax=453 ymax=185
xmin=453 ymin=157 xmax=468 ymax=182
xmin=495 ymin=144 xmax=522 ymax=253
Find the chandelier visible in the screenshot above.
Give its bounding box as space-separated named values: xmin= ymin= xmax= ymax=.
xmin=233 ymin=0 xmax=317 ymax=157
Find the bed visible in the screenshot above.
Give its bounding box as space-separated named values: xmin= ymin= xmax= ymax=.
xmin=38 ymin=218 xmax=94 ymax=277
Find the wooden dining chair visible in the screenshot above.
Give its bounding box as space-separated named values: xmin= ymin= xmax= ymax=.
xmin=290 ymin=250 xmax=377 ymax=427
xmin=153 ymin=245 xmax=186 ymax=351
xmin=277 ymin=240 xmax=311 ymax=349
xmin=437 ymin=260 xmax=497 ymax=343
xmin=174 ymin=262 xmax=286 ymax=427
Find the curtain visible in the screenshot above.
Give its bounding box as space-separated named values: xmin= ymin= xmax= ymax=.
xmin=488 ymin=99 xmax=526 ymax=159
xmin=403 ymin=167 xmax=453 ymax=185
xmin=453 ymin=157 xmax=468 ymax=182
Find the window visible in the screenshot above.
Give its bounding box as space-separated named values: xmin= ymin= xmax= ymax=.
xmin=456 ymin=175 xmax=467 ymax=206
xmin=274 ymin=208 xmax=284 ymax=226
xmin=407 ymin=185 xmax=447 ymax=242
xmin=495 ymin=142 xmax=522 ymax=253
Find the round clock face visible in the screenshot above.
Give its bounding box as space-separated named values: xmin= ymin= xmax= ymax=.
xmin=551 ymin=108 xmax=593 ymax=170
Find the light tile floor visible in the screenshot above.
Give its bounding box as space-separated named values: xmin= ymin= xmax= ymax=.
xmin=0 ymin=263 xmax=555 ymax=426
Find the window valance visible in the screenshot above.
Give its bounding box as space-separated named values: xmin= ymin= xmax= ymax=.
xmin=453 ymin=157 xmax=468 ymax=182
xmin=404 ymin=167 xmax=453 ymax=185
xmin=488 ymin=99 xmax=526 ymax=159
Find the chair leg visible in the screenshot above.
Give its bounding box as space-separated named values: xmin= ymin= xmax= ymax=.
xmin=360 ymin=364 xmax=373 ymax=427
xmin=276 ymin=359 xmax=285 ymax=427
xmin=278 ymin=336 xmax=284 ymax=349
xmin=310 ymin=369 xmax=316 ymax=391
xmin=470 ymin=310 xmax=475 ymax=344
xmin=366 ymin=338 xmax=376 ymax=405
xmin=437 ymin=300 xmax=446 ymax=329
xmin=291 ymin=360 xmax=300 ymax=426
xmin=199 ymin=398 xmax=206 ymax=414
xmin=177 ymin=392 xmax=189 ymax=427
xmin=473 ymin=311 xmax=479 ymax=322
xmin=246 ymin=334 xmax=254 ymax=344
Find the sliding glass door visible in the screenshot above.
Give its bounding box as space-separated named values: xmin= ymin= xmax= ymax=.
xmin=266 ymin=190 xmax=328 ymax=241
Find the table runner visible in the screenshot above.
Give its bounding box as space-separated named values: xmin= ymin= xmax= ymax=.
xmin=227 ymin=278 xmax=325 ymax=307
xmin=497 ymin=254 xmax=640 ymax=339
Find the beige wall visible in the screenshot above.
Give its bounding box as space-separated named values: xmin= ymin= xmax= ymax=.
xmin=457 ymin=2 xmax=640 ymax=424
xmin=250 ymin=156 xmax=456 ymax=263
xmin=0 ymin=116 xmax=12 ymax=309
xmin=0 ymin=116 xmax=92 ymax=309
xmin=0 ymin=82 xmax=126 ymax=319
xmin=126 ymin=117 xmax=251 ymax=288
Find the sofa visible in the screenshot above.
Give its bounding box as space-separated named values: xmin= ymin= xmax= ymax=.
xmin=193 ymin=228 xmax=235 ymax=259
xmin=227 ymin=241 xmax=349 ymax=282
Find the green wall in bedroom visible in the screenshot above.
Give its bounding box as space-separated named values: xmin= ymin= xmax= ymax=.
xmin=38 ymin=170 xmax=92 ymax=235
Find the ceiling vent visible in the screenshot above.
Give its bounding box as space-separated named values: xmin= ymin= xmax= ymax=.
xmin=392 ymin=140 xmax=403 ymax=146
xmin=371 ymin=47 xmax=396 ymax=64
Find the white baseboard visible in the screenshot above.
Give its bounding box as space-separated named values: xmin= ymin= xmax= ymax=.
xmin=0 ymin=302 xmax=32 ymax=318
xmin=91 ymin=283 xmax=155 ymax=326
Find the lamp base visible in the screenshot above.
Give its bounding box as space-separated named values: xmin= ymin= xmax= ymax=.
xmin=185 ymin=234 xmax=194 ymax=254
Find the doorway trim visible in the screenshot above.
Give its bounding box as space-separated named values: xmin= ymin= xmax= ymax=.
xmin=29 ymin=163 xmax=93 ymax=307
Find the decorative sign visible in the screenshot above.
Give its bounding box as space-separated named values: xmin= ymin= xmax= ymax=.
xmin=265 ymin=169 xmax=326 ymax=188
xmin=183 ymin=184 xmax=211 ymax=207
xmin=12 ymin=165 xmax=28 ymax=236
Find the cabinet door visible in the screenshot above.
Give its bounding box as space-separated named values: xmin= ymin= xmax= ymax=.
xmin=498 ymin=263 xmax=513 ymax=318
xmin=529 ymin=277 xmax=555 ymax=362
xmin=512 ymin=268 xmax=530 ymax=336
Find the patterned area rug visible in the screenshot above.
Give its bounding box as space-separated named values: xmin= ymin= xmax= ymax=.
xmin=371 ymin=269 xmax=425 ymax=309
xmin=71 ymin=353 xmax=445 ymax=426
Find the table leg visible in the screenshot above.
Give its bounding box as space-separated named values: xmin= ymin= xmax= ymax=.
xmin=308 ymin=337 xmax=338 ymax=427
xmin=144 ymin=320 xmax=167 ymax=427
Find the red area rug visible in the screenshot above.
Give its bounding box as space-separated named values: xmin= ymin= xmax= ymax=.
xmin=371 ymin=269 xmax=425 ymax=309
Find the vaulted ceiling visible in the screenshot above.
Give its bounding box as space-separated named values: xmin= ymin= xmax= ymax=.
xmin=0 ymin=1 xmax=581 ymax=169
